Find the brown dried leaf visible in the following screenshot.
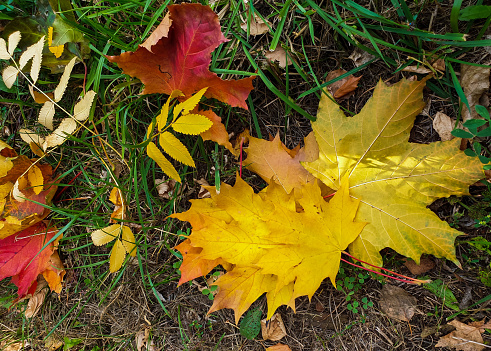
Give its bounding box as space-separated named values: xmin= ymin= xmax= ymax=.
xmin=325 ymin=69 xmax=362 ymax=100
xmin=349 ymin=47 xmax=375 ymax=67
xmin=241 ymin=13 xmax=270 ymax=35
xmin=261 ymin=313 xmax=287 ymax=341
xmin=265 ymin=344 xmax=292 ymax=351
xmin=24 ymin=277 xmax=48 ymax=318
xmin=403 ymin=257 xmax=435 ymax=275
xmin=265 ymin=47 xmax=292 ymax=69
xmin=433 ymin=112 xmax=461 ymax=141
xmin=460 ymin=64 xmax=490 ymax=122
xmin=402 ymin=66 xmax=432 ymax=74
xmin=436 ymin=319 xmax=491 ymax=351
xmin=379 ymin=284 xmax=417 ymax=322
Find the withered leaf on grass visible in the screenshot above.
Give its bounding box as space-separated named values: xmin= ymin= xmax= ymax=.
xmin=107 ymin=4 xmax=254 ymax=109
xmin=261 ymin=313 xmax=287 ymax=341
xmin=460 ymin=64 xmax=490 ymax=122
xmin=379 ymin=284 xmax=417 ymax=322
xmin=325 ymin=69 xmax=362 ymax=100
xmin=436 ymin=319 xmax=491 ymax=351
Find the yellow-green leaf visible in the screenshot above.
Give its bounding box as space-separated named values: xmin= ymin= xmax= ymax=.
xmin=158 ymin=89 xmax=183 ymax=130
xmin=159 ymin=131 xmax=195 ymax=167
xmin=172 ymin=114 xmax=213 ymax=135
xmin=91 ymin=224 xmax=120 ymax=246
xmin=303 ymin=78 xmax=484 ymax=267
xmin=109 ymin=239 xmax=126 ymax=273
xmin=121 ymin=225 xmax=136 ymax=257
xmin=146 ymin=141 xmax=181 ymax=182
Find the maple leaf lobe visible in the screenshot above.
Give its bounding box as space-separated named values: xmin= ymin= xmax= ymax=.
xmin=107 ymin=3 xmax=254 ymax=109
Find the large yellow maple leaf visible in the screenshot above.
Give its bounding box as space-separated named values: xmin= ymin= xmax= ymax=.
xmin=171 ymin=175 xmax=365 ymax=322
xmin=303 ymin=77 xmax=484 ymax=268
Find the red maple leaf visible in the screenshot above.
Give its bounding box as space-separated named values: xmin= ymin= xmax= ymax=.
xmin=107 ymin=3 xmax=254 ymax=109
xmin=0 ymin=221 xmax=59 ymax=298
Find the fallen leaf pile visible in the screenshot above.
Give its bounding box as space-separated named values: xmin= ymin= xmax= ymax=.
xmin=172 ymin=77 xmax=484 ymax=320
xmin=107 ymin=3 xmax=254 ymax=109
xmin=172 ymin=175 xmax=366 ymax=322
xmin=0 ymin=141 xmax=64 ymax=299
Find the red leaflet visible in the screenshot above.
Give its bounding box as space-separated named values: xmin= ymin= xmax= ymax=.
xmin=107 ymin=4 xmax=254 ymax=109
xmin=0 ymin=222 xmax=59 ymax=298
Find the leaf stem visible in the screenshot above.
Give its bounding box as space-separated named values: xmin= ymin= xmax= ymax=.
xmin=341 ymin=251 xmax=431 ymax=285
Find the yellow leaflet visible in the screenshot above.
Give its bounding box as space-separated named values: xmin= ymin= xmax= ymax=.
xmin=109 ymin=239 xmax=126 ymax=273
xmin=121 ymin=225 xmax=137 ymax=257
xmin=146 ymin=141 xmax=181 ymax=182
xmin=159 ymin=131 xmax=195 ymax=167
xmin=91 ymin=224 xmax=120 ymax=246
xmin=48 ymin=27 xmax=64 ymax=58
xmin=173 ymin=87 xmax=208 ymax=119
xmin=172 ymin=114 xmax=213 ymax=135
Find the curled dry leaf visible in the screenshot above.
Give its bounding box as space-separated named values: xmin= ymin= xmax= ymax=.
xmin=325 ymin=69 xmax=362 ymax=100
xmin=39 ymin=101 xmax=56 ymax=130
xmin=43 ymin=118 xmax=77 ymax=151
xmin=403 ymin=257 xmax=435 ymax=275
xmin=460 ymin=64 xmax=491 ymax=122
xmin=402 ymin=66 xmax=432 ymax=74
xmin=265 ymin=47 xmax=292 ymax=69
xmin=433 ymin=111 xmax=460 ymax=141
xmin=379 ymin=284 xmax=417 ymax=322
xmin=135 ymin=328 xmax=156 ymax=351
xmin=196 ymin=178 xmax=211 ymax=199
xmin=261 ymin=313 xmax=287 ymax=341
xmin=24 ymin=277 xmax=48 ymax=318
xmin=436 ymin=319 xmax=491 ymax=351
xmin=29 ymin=85 xmax=55 ymax=104
xmin=349 ymin=47 xmax=375 ymax=67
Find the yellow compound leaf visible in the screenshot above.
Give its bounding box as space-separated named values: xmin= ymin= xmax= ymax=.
xmin=91 ymin=224 xmax=120 ymax=246
xmin=172 ymin=113 xmax=213 ymax=135
xmin=146 ymin=141 xmax=181 ymax=182
xmin=48 ymin=27 xmax=64 ymax=58
xmin=159 ymin=131 xmax=195 ymax=167
xmin=28 ymin=165 xmax=44 ymax=195
xmin=121 ymin=225 xmax=136 ymax=257
xmin=109 ymin=239 xmax=126 ymax=273
xmin=303 ymin=77 xmax=484 ymax=268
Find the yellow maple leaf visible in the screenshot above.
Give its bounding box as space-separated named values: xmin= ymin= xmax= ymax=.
xmin=171 ymin=174 xmax=365 ymax=322
xmin=303 ymin=77 xmax=484 ymax=268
